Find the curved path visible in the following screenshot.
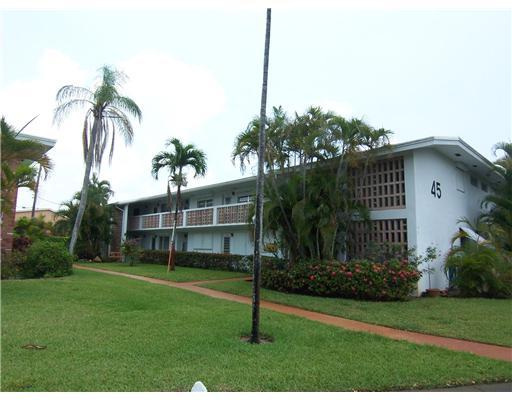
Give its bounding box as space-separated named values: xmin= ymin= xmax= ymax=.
xmin=75 ymin=264 xmax=512 ymax=362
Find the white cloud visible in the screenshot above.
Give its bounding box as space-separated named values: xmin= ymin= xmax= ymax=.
xmin=2 ymin=49 xmax=226 ymax=210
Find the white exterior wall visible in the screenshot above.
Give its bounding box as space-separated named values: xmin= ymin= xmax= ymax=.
xmin=186 ymin=229 xmax=252 ymax=255
xmin=411 ymin=148 xmax=488 ymax=293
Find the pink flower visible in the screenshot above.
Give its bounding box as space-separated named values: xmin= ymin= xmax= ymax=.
xmin=309 ymin=275 xmax=315 ymax=280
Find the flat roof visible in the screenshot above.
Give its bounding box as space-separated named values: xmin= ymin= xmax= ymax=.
xmin=17 ymin=132 xmax=56 ymax=150
xmin=115 ymin=175 xmax=257 ymax=205
xmin=114 ymin=136 xmax=501 ymax=205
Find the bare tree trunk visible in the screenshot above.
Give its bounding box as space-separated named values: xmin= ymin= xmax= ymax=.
xmin=168 ymin=185 xmax=181 ymax=272
xmin=69 ymin=119 xmax=98 ymax=255
xmin=250 ymin=8 xmax=271 ymax=344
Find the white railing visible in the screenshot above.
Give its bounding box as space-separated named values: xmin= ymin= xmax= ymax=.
xmin=127 ymin=202 xmax=251 ymax=231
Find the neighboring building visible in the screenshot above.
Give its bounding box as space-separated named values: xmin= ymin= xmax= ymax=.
xmin=15 ymin=208 xmax=60 ymax=223
xmin=1 ymin=133 xmax=56 ymax=253
xmin=110 ymin=137 xmax=502 ymax=294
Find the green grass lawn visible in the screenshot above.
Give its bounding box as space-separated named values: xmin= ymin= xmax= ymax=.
xmin=199 ymin=280 xmax=512 ymax=347
xmin=78 ymin=262 xmax=250 ymax=282
xmin=1 ymin=270 xmax=511 ymax=391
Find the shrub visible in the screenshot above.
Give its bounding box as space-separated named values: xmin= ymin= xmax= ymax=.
xmin=23 ymin=240 xmax=73 ymax=279
xmin=139 ymin=249 xmax=283 ymax=272
xmin=261 ymin=258 xmax=421 ymax=301
xmin=41 ymin=236 xmax=69 ymax=247
xmin=445 ymin=242 xmax=512 ymax=298
xmin=121 ymin=239 xmax=143 ymax=266
xmin=13 ymin=236 xmax=32 ymax=252
xmin=1 ymin=251 xmax=27 ymax=280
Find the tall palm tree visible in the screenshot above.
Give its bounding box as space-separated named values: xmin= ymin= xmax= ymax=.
xmin=151 ymin=138 xmax=207 ymax=271
xmin=54 ymin=66 xmax=141 ymax=254
xmin=1 ymin=117 xmax=52 ymax=216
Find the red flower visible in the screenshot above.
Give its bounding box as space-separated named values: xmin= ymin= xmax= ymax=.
xmin=331 ymin=272 xmax=336 ymax=277
xmin=309 ymin=275 xmax=315 ymax=280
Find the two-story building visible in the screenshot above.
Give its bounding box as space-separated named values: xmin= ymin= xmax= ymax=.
xmin=110 ymin=137 xmax=502 ymax=294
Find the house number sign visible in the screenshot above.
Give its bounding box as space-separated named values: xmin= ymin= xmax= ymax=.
xmin=431 ymin=180 xmax=442 ymax=199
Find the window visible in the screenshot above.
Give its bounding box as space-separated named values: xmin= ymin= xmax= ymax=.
xmin=456 ymin=168 xmax=465 ymax=193
xmin=181 ymin=233 xmax=188 ymax=252
xmin=481 ymin=182 xmax=488 ymax=192
xmin=197 ymin=199 xmax=213 ymax=208
xmin=223 ymin=236 xmax=231 ymax=254
xmin=237 ymin=195 xmax=253 ymax=203
xmin=470 ymin=176 xmax=478 ymax=187
xmin=224 ymin=196 xmax=232 ymax=205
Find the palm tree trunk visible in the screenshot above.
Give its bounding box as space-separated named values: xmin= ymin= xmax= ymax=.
xmin=68 ymin=119 xmax=98 ymax=255
xmin=168 ymin=184 xmax=180 ymax=272
xmin=31 ymin=164 xmax=42 ymax=218
xmin=251 ymin=8 xmax=271 ymax=345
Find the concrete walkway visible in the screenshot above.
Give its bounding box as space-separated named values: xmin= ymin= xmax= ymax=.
xmin=75 ymin=264 xmax=512 ymax=362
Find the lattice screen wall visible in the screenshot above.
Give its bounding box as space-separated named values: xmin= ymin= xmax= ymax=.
xmin=351 ymin=156 xmax=406 ymax=209
xmin=162 ymin=212 xmax=183 ymax=227
xmin=349 ymin=218 xmax=408 ymax=259
xmin=186 ymin=208 xmax=214 ymax=226
xmin=217 ymin=204 xmax=250 ymax=224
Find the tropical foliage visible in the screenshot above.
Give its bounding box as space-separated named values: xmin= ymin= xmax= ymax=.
xmin=1 ymin=117 xmax=52 ymax=216
xmin=445 ymin=141 xmax=512 ymax=298
xmin=54 ymin=174 xmax=114 ymax=259
xmin=481 ymin=142 xmax=512 ymax=254
xmin=445 ymin=241 xmax=511 ymax=298
xmin=14 ymin=216 xmax=54 ymax=242
xmin=233 ymin=106 xmax=391 ymax=262
xmin=54 ymin=65 xmax=141 ymax=254
xmin=151 ymin=138 xmax=207 ymax=271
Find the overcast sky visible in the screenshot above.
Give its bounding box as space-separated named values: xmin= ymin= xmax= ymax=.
xmin=1 ymin=8 xmax=510 ymax=211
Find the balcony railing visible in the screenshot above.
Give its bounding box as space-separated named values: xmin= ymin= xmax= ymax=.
xmin=127 ymin=202 xmax=251 ymax=231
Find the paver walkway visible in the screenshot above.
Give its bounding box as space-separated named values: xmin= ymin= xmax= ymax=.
xmin=75 ymin=264 xmax=512 ymax=362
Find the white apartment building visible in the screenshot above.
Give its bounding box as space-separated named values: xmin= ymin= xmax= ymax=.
xmin=110 ymin=137 xmax=502 ymax=294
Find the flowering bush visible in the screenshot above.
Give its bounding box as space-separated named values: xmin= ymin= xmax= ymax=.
xmin=261 ymin=258 xmax=421 ymax=301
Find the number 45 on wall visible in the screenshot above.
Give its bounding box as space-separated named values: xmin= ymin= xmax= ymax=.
xmin=431 ymin=180 xmax=442 ymax=199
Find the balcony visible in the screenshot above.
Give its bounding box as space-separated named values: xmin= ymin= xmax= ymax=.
xmin=127 ymin=202 xmax=251 ymax=231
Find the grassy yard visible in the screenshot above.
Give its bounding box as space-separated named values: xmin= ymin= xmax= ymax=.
xmin=199 ymin=280 xmax=512 ymax=347
xmin=77 ymin=262 xmax=250 ymax=282
xmin=1 ymin=270 xmax=511 ymax=391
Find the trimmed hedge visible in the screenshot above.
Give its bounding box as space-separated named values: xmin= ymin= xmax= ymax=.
xmin=261 ymin=259 xmax=421 ymax=301
xmin=139 ymin=249 xmax=283 ymax=272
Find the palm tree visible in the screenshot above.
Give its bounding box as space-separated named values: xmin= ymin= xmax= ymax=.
xmin=1 ymin=117 xmax=52 ymax=216
xmin=151 ymin=138 xmax=207 ymax=271
xmin=481 ymin=142 xmax=512 ymax=253
xmin=54 ymin=174 xmax=114 ymax=259
xmin=54 ymin=66 xmax=141 ymax=255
